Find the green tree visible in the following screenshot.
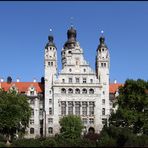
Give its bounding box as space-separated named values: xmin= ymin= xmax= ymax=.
xmin=109 ymin=79 xmax=148 ymax=135
xmin=59 ymin=115 xmax=83 ymax=140
xmin=0 ymin=89 xmax=31 ymax=143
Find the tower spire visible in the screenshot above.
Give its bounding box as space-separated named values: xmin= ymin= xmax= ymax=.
xmin=70 ymin=16 xmax=74 ymax=27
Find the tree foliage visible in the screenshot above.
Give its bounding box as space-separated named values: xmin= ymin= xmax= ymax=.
xmin=59 ymin=115 xmax=83 ymax=139
xmin=109 ymin=79 xmax=148 ymax=134
xmin=0 ymin=89 xmax=31 ymax=141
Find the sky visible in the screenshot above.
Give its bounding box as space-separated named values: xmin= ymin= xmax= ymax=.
xmin=0 ymin=1 xmax=148 ymax=83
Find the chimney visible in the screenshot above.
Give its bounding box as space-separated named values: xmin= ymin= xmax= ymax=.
xmin=114 ymin=80 xmax=117 ymax=84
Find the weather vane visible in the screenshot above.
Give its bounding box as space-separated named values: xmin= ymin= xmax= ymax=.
xmin=70 ymin=17 xmax=74 ymax=27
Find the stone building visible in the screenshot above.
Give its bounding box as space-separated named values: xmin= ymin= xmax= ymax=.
xmin=0 ymin=26 xmax=122 ymax=138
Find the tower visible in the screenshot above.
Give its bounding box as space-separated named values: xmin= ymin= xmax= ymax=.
xmin=96 ymin=31 xmax=110 ymax=120
xmin=44 ymin=33 xmax=57 ymax=136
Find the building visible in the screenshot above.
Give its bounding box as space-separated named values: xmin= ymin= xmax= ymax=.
xmin=0 ymin=26 xmax=122 ymax=138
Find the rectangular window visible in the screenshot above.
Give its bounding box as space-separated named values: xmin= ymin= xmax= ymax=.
xmin=89 ymin=118 xmax=94 ymax=124
xmin=30 ymin=119 xmax=34 ymax=125
xmin=75 ymin=102 xmax=80 ymax=115
xmin=48 ymin=118 xmax=53 ymax=124
xmin=90 ymin=79 xmax=93 ymax=83
xmin=102 ymin=108 xmax=105 ymax=115
xmin=62 ymin=79 xmax=65 ymax=83
xmin=48 ymin=62 xmax=50 ymax=66
xmin=89 ymin=102 xmax=95 ymax=116
xmin=39 ymin=109 xmax=43 ymax=116
xmin=102 ymin=99 xmax=105 ymax=105
xmin=101 ymin=63 xmax=103 ymax=67
xmin=83 ymin=78 xmax=86 ymax=83
xmin=61 ymin=101 xmax=66 ymax=115
xmin=68 ymin=101 xmax=73 ymax=115
xmin=49 ymin=99 xmax=52 ymax=104
xmin=31 ymin=109 xmax=34 ymax=116
xmin=49 ymin=108 xmax=52 ymax=115
xmin=30 ymin=91 xmax=34 ymax=96
xmin=102 ymin=118 xmax=107 ymax=125
xmin=69 ymin=78 xmax=72 ymax=83
xmin=82 ymin=118 xmax=87 ymax=125
xmin=76 ymin=78 xmax=80 ymax=83
xmin=30 ymin=99 xmax=34 ymax=105
xmin=82 ymin=102 xmax=87 ymax=116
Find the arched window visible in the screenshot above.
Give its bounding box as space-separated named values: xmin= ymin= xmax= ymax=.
xmin=68 ymin=88 xmax=73 ymax=94
xmin=61 ymin=88 xmax=66 ymax=94
xmin=30 ymin=128 xmax=34 ymax=134
xmin=48 ymin=127 xmax=53 ymax=134
xmin=75 ymin=88 xmax=80 ymax=94
xmin=82 ymin=88 xmax=87 ymax=94
xmin=89 ymin=89 xmax=94 ymax=94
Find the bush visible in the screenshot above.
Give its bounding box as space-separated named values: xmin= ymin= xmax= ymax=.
xmin=0 ymin=142 xmax=6 ymax=147
xmin=41 ymin=137 xmax=57 ymax=147
xmin=12 ymin=138 xmax=42 ymax=147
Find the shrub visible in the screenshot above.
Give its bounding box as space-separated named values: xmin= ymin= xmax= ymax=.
xmin=41 ymin=137 xmax=57 ymax=147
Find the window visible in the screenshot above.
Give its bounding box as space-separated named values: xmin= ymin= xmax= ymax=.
xmin=50 ymin=47 xmax=52 ymax=50
xmin=61 ymin=88 xmax=66 ymax=94
xmin=90 ymin=79 xmax=93 ymax=83
xmin=83 ymin=78 xmax=86 ymax=83
xmin=51 ymin=62 xmax=53 ymax=66
xmin=102 ymin=118 xmax=107 ymax=125
xmin=39 ymin=109 xmax=43 ymax=116
xmin=75 ymin=88 xmax=80 ymax=94
xmin=68 ymin=50 xmax=72 ymax=54
xmin=48 ymin=62 xmax=50 ymax=66
xmin=102 ymin=99 xmax=105 ymax=105
xmin=76 ymin=78 xmax=80 ymax=83
xmin=82 ymin=102 xmax=87 ymax=116
xmin=69 ymin=78 xmax=72 ymax=83
xmin=68 ymin=88 xmax=73 ymax=94
xmin=48 ymin=118 xmax=53 ymax=124
xmin=89 ymin=89 xmax=94 ymax=94
xmin=102 ymin=108 xmax=105 ymax=115
xmin=49 ymin=108 xmax=52 ymax=115
xmin=31 ymin=109 xmax=34 ymax=116
xmin=48 ymin=127 xmax=53 ymax=134
xmin=82 ymin=88 xmax=87 ymax=94
xmin=30 ymin=91 xmax=34 ymax=96
xmin=104 ymin=63 xmax=106 ymax=67
xmin=30 ymin=128 xmax=34 ymax=134
xmin=49 ymin=99 xmax=52 ymax=104
xmin=69 ymin=68 xmax=72 ymax=72
xmin=49 ymin=90 xmax=52 ymax=94
xmin=30 ymin=119 xmax=34 ymax=125
xmin=30 ymin=99 xmax=34 ymax=105
xmin=101 ymin=63 xmax=103 ymax=67
xmin=89 ymin=102 xmax=95 ymax=116
xmin=83 ymin=69 xmax=86 ymax=72
xmin=82 ymin=118 xmax=87 ymax=125
xmin=62 ymin=79 xmax=65 ymax=83
xmin=75 ymin=102 xmax=80 ymax=115
xmin=68 ymin=101 xmax=73 ymax=115
xmin=103 ymin=91 xmax=105 ymax=95
xmin=61 ymin=101 xmax=66 ymax=115
xmin=89 ymin=118 xmax=94 ymax=124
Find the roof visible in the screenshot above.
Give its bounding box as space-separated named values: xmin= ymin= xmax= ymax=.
xmin=0 ymin=82 xmax=123 ymax=94
xmin=0 ymin=82 xmax=44 ymax=93
xmin=109 ymin=83 xmax=123 ymax=94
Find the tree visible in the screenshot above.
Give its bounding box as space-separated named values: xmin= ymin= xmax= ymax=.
xmin=109 ymin=79 xmax=148 ymax=135
xmin=59 ymin=115 xmax=83 ymax=139
xmin=0 ymin=89 xmax=31 ymax=143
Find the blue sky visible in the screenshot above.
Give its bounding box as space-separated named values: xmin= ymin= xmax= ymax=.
xmin=0 ymin=1 xmax=148 ymax=83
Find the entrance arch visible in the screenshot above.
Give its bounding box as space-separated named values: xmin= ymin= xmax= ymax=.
xmin=88 ymin=127 xmax=95 ymax=134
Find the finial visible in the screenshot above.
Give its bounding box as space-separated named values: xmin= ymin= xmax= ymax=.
xmin=49 ymin=28 xmax=52 ymax=33
xmin=101 ymin=30 xmax=104 ymax=37
xmin=70 ymin=17 xmax=74 ymax=27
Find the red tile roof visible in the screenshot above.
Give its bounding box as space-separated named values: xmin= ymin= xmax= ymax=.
xmin=0 ymin=82 xmax=44 ymax=93
xmin=0 ymin=82 xmax=123 ymax=94
xmin=109 ymin=83 xmax=123 ymax=94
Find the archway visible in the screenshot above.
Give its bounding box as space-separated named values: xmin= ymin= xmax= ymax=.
xmin=88 ymin=127 xmax=95 ymax=134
